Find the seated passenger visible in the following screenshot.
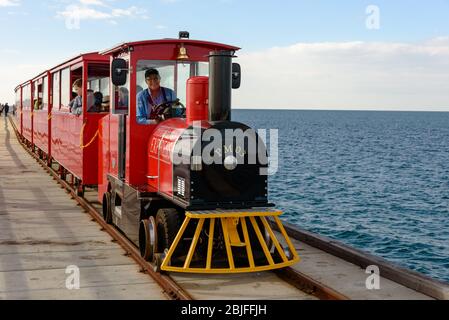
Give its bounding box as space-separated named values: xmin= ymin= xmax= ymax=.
xmin=70 ymin=79 xmax=83 ymax=116
xmin=86 ymin=90 xmax=100 ymax=113
xmin=136 ymin=68 xmax=176 ymax=125
xmin=33 ymin=98 xmax=42 ymax=110
xmin=102 ymin=95 xmax=110 ymax=112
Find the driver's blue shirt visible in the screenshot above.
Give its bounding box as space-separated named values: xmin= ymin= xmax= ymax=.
xmin=137 ymin=87 xmax=176 ymax=125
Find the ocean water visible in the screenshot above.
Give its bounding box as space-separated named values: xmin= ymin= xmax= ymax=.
xmin=233 ymin=110 xmax=449 ymax=284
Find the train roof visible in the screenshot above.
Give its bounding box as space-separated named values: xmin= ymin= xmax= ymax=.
xmin=100 ymin=39 xmax=240 ymax=56
xmin=31 ymin=70 xmax=51 ymax=82
xmin=49 ymin=51 xmax=109 ymax=73
xmin=16 ymin=79 xmax=31 ymax=89
xmin=15 ymin=52 xmax=109 ymax=89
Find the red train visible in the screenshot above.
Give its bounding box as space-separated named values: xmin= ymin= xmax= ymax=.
xmin=13 ymin=33 xmax=299 ymax=273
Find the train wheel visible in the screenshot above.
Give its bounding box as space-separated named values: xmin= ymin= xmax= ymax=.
xmin=59 ymin=167 xmax=66 ymax=181
xmin=153 ymin=252 xmax=164 ymax=273
xmin=139 ymin=217 xmax=157 ymax=262
xmin=155 ymin=208 xmax=179 ymax=254
xmin=76 ymin=185 xmax=84 ymax=197
xmin=102 ymin=192 xmax=112 ymax=224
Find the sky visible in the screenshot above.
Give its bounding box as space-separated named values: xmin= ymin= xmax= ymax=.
xmin=0 ymin=0 xmax=449 ymax=111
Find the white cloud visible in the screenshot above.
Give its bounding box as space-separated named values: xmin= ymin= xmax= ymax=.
xmin=0 ymin=0 xmax=20 ymax=7
xmin=0 ymin=48 xmax=20 ymax=54
xmin=111 ymin=6 xmax=139 ymax=17
xmin=234 ymin=39 xmax=449 ymax=111
xmin=79 ymin=0 xmax=105 ymax=6
xmin=56 ymin=0 xmax=147 ymax=25
xmin=57 ymin=5 xmax=111 ymax=20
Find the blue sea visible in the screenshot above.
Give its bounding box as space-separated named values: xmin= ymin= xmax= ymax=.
xmin=233 ymin=110 xmax=449 ymax=284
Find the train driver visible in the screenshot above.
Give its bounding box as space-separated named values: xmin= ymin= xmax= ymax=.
xmin=136 ymin=68 xmax=176 ymax=125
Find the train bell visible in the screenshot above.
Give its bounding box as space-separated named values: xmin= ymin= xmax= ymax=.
xmin=177 ymin=44 xmax=189 ymax=60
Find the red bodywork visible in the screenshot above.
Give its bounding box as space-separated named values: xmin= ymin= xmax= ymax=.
xmin=32 ymin=72 xmax=51 ymax=155
xmin=21 ymin=81 xmax=33 ymax=144
xmin=147 ymin=77 xmax=211 ymax=198
xmin=50 ymin=53 xmax=110 ymax=184
xmin=186 ymin=76 xmax=209 ymax=124
xmin=13 ymin=86 xmax=22 ymax=135
xmin=147 ymin=118 xmax=190 ymax=198
xmin=98 ymin=39 xmax=239 ymax=201
xmin=14 ymin=39 xmax=239 ymax=201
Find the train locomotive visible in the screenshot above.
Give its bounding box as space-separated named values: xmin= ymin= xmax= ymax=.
xmin=14 ymin=33 xmax=299 ymax=273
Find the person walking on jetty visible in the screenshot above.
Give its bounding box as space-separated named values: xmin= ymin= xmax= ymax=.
xmin=4 ymin=103 xmax=9 ymax=117
xmin=0 ymin=103 xmax=3 ymax=116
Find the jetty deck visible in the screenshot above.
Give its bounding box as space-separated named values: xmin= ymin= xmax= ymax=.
xmin=1 ymin=116 xmax=448 ymax=300
xmin=0 ymin=117 xmax=167 ymax=299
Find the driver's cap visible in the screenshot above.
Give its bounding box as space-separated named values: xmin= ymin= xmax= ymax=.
xmin=145 ymin=68 xmax=160 ymax=79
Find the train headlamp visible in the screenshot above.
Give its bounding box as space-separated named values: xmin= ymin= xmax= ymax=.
xmin=224 ymin=155 xmax=238 ymax=171
xmin=179 ymin=31 xmax=190 ymax=39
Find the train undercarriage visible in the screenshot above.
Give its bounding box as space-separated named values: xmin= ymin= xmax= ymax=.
xmin=103 ymin=175 xmax=299 ymax=273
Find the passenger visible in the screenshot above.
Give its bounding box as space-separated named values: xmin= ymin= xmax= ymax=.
xmin=0 ymin=104 xmax=3 ymax=116
xmin=88 ymin=91 xmax=103 ymax=113
xmin=102 ymin=95 xmax=110 ymax=112
xmin=69 ymin=92 xmax=77 ymax=112
xmin=85 ymin=89 xmax=95 ymax=112
xmin=33 ymin=98 xmax=42 ymax=110
xmin=70 ymin=79 xmax=83 ymax=116
xmin=136 ymin=68 xmax=176 ymax=125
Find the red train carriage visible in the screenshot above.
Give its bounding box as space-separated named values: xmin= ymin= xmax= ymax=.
xmin=13 ymin=86 xmax=22 ymax=134
xmin=99 ymin=34 xmax=300 ymax=273
xmin=20 ymin=81 xmax=33 ymax=145
xmin=49 ymin=53 xmax=110 ymax=194
xmin=13 ymin=33 xmax=299 ymax=274
xmin=31 ymin=71 xmax=51 ymax=160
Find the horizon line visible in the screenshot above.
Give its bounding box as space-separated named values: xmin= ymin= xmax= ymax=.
xmin=233 ymin=107 xmax=449 ymax=113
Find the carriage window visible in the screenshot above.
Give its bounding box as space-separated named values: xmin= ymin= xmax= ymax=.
xmin=136 ymin=60 xmax=175 ymax=94
xmin=52 ymin=72 xmax=60 ymax=110
xmin=176 ymin=62 xmax=208 ymax=107
xmin=135 ymin=60 xmax=209 ymax=124
xmin=42 ymin=77 xmax=48 ymax=111
xmin=61 ymin=68 xmax=70 ymax=110
xmin=23 ymin=84 xmax=31 ymax=110
xmin=33 ymin=81 xmax=44 ymax=110
xmin=87 ymin=63 xmax=110 ymax=113
xmin=136 ymin=60 xmax=179 ymax=124
xmin=177 ymin=63 xmax=189 ymax=107
xmin=15 ymin=89 xmax=20 ymax=108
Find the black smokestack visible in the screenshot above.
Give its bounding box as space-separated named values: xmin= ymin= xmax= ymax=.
xmin=208 ymin=50 xmax=233 ymax=121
